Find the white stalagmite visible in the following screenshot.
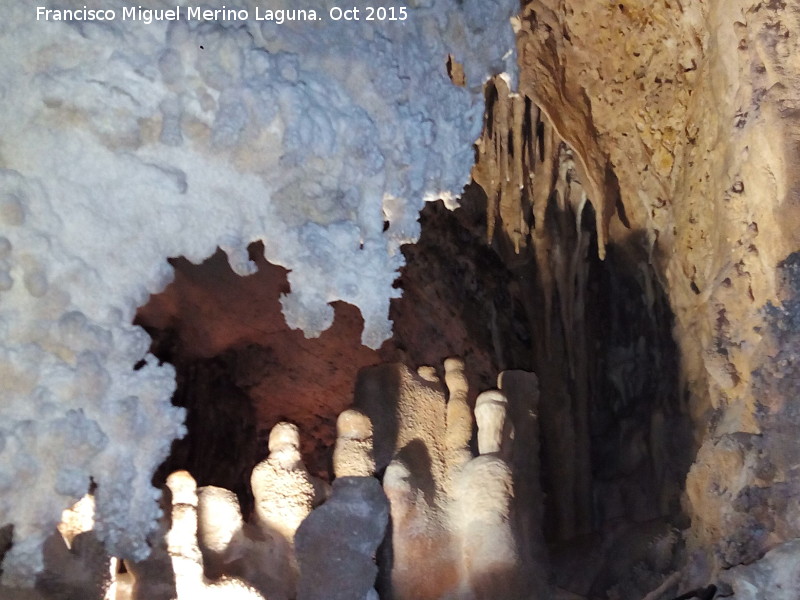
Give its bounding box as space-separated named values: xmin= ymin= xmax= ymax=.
xmin=166 ymin=471 xmax=265 ymax=600
xmin=250 ymin=422 xmax=322 ymax=599
xmin=474 ymin=390 xmax=513 ymax=457
xmin=0 ymin=0 xmax=518 ymax=585
xmin=453 ymin=388 xmax=520 ymax=599
xmin=197 ymin=486 xmax=244 ymax=578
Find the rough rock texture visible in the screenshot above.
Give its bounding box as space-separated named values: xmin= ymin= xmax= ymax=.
xmin=380 ymin=197 xmax=533 ymax=395
xmin=332 ymin=409 xmax=376 ymax=478
xmin=354 ymin=363 xmax=451 ymax=488
xmin=295 ymin=477 xmax=389 ymax=600
xmin=249 ymin=423 xmax=325 ymax=599
xmin=354 ymin=361 xmax=464 ymax=599
xmin=475 ymin=0 xmax=800 ymax=590
xmin=721 ymin=538 xmax=800 ymax=600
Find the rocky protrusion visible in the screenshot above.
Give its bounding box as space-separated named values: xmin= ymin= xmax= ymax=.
xmin=452 ymin=455 xmax=519 ymax=599
xmin=452 ymin=387 xmax=521 ymax=599
xmin=251 ymin=422 xmax=320 ymax=540
xmin=197 ymin=486 xmax=244 ymax=579
xmin=354 ymin=362 xmax=448 ymax=493
xmin=356 ymin=362 xmax=459 ymax=600
xmin=474 ymin=389 xmax=513 ymax=458
xmin=295 ymin=477 xmax=389 ymax=600
xmin=250 ymin=422 xmax=324 ymax=599
xmin=444 ymin=357 xmax=473 ymax=478
xmin=382 ymin=458 xmax=460 ymax=600
xmin=165 ymin=471 xmax=206 ymax=587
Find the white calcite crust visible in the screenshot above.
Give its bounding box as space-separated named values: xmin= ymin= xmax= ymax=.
xmin=0 ymin=0 xmax=516 ymax=586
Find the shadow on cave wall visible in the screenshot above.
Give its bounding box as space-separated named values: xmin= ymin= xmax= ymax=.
xmin=379 ymin=193 xmax=534 ymax=396
xmin=466 ymin=178 xmax=694 ymax=576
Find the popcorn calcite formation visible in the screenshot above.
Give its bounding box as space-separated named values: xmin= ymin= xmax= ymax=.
xmin=0 ymin=0 xmax=518 ymax=583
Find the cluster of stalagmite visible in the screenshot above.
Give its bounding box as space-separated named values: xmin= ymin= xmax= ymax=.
xmin=355 ymin=359 xmax=548 ymax=600
xmin=3 ymin=359 xmax=546 ymax=600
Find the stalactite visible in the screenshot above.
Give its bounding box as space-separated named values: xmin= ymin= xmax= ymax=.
xmin=473 ymin=77 xmax=600 ymax=540
xmin=472 ymin=76 xmax=538 ymax=258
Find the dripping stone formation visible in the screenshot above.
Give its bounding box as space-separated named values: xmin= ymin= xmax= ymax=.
xmin=9 ymin=360 xmax=549 ymax=600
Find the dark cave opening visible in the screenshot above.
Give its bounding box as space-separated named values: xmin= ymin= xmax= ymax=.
xmin=134 ymin=243 xmax=383 ymax=514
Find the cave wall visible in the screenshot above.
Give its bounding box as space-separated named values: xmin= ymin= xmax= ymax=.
xmin=4 ymin=0 xmax=800 ymax=593
xmin=481 ymin=0 xmax=800 ymax=584
xmin=381 ymin=194 xmax=533 ymax=394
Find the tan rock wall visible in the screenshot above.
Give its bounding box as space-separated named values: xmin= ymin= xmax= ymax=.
xmin=503 ymin=0 xmax=800 ymax=578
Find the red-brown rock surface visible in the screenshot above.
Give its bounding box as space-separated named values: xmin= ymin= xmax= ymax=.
xmin=136 ymin=244 xmax=380 ymax=485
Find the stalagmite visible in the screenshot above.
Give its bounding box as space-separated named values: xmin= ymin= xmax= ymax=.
xmin=355 ymin=362 xmax=461 ymax=600
xmin=297 ymin=406 xmax=388 ymax=600
xmin=197 ymin=486 xmax=245 ymax=580
xmin=474 ymin=390 xmax=513 ymax=458
xmin=452 ymin=456 xmax=519 ymax=599
xmin=250 ymin=422 xmax=324 ymax=600
xmin=444 ymin=357 xmax=474 ymax=477
xmin=354 ymin=363 xmax=448 ymax=485
xmin=382 ymin=458 xmax=460 ymax=600
xmin=332 ymin=409 xmax=376 ymax=478
xmin=165 ymin=471 xmax=265 ymax=600
xmin=165 ymin=471 xmax=207 ymax=593
xmin=452 ymin=388 xmax=521 ymax=600
xmin=0 ymin=360 xmax=554 ymax=599
xmin=251 ymin=423 xmax=321 ymax=539
xmin=353 ymin=359 xmax=547 ymax=600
